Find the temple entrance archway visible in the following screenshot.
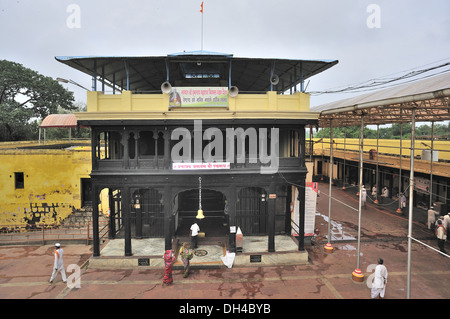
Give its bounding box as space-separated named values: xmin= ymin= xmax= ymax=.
xmin=174 ymin=189 xmax=228 ymax=238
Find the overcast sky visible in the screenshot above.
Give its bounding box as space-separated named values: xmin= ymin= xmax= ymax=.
xmin=1 ymin=0 xmax=449 ymax=108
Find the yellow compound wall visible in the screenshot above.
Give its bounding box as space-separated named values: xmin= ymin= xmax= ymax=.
xmin=0 ymin=144 xmax=91 ymax=229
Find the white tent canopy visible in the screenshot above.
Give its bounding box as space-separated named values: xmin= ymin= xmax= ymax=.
xmin=312 ymin=72 xmax=450 ymax=127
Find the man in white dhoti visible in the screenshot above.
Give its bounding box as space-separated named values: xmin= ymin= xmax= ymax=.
xmin=380 ymin=187 xmax=389 ymax=203
xmin=372 ymin=185 xmax=377 ymax=201
xmin=400 ymin=193 xmax=406 ymax=210
xmin=361 ymin=185 xmax=367 ymax=209
xmin=428 ymin=206 xmax=439 ymax=230
xmin=371 ymin=258 xmax=388 ymax=299
xmin=190 ymin=222 xmax=200 ymax=249
xmin=49 ymin=243 xmax=67 ymax=283
xmin=443 ymin=213 xmax=450 ymax=231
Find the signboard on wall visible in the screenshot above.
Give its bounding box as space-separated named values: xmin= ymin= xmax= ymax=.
xmin=292 ymin=182 xmax=317 ymax=237
xmin=169 ymin=87 xmax=229 ymax=108
xmin=172 ymin=162 xmax=230 ymax=170
xmin=415 ymin=176 xmax=430 ymax=194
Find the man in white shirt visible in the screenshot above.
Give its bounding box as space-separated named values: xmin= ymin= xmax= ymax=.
xmin=49 ymin=243 xmax=67 ymax=283
xmin=190 ymin=222 xmax=200 ymax=249
xmin=428 ymin=205 xmax=439 ymax=230
xmin=380 ymin=187 xmax=389 ymax=203
xmin=371 ymin=258 xmax=388 ymax=299
xmin=443 ymin=213 xmax=450 ymax=231
xmin=361 ymin=185 xmax=367 ymax=209
xmin=436 ymin=219 xmax=447 ymax=254
xmin=400 ymin=193 xmax=406 ymax=210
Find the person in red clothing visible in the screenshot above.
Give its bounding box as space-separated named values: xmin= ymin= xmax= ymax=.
xmin=162 ymin=249 xmax=176 ymax=286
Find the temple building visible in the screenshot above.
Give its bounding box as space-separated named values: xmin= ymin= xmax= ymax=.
xmin=56 ymin=51 xmax=338 ymax=256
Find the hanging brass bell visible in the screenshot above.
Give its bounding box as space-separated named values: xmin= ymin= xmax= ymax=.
xmin=196 ymin=209 xmax=205 ymax=219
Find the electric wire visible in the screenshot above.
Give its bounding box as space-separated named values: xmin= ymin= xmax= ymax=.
xmin=308 ymin=59 xmax=450 ymax=96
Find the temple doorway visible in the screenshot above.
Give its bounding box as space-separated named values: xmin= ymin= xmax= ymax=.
xmin=175 ymin=189 xmax=228 ymax=238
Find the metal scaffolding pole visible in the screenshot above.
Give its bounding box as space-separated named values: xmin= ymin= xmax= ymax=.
xmin=398 ymin=124 xmax=403 ymax=214
xmin=352 ymin=115 xmax=365 ymax=282
xmin=342 ymin=127 xmax=347 ymax=190
xmin=324 ymin=123 xmax=334 ymax=253
xmin=375 ymin=124 xmax=379 ymax=204
xmin=321 ymin=136 xmax=324 ymax=181
xmin=407 ymin=108 xmax=416 ymax=299
xmin=429 ymin=122 xmax=434 ymax=208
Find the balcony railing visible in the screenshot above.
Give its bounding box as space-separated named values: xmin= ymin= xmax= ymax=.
xmin=93 ymin=156 xmax=304 ymax=173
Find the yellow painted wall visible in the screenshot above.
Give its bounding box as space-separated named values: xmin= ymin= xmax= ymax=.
xmin=79 ymin=91 xmax=316 ymax=121
xmin=0 ymin=145 xmax=92 ymax=228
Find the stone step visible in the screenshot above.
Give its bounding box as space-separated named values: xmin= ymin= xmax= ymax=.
xmin=60 ymin=206 xmax=106 ymax=228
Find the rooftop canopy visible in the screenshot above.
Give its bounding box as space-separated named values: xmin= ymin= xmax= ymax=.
xmin=55 ymin=51 xmax=338 ymax=94
xmin=39 ymin=114 xmax=78 ymax=128
xmin=312 ymin=72 xmax=450 ymax=127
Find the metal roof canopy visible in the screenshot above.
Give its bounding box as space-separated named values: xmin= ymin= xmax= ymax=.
xmin=311 ymin=72 xmax=450 ymax=127
xmin=39 ymin=114 xmax=78 ymax=128
xmin=38 ymin=114 xmax=80 ymax=145
xmin=55 ymin=51 xmax=338 ymax=94
xmin=311 ymin=71 xmax=450 ymax=299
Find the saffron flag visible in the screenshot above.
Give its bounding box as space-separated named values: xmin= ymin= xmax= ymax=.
xmin=200 ymin=1 xmax=203 ymax=13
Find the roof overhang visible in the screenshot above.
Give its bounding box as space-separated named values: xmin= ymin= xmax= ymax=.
xmin=39 ymin=114 xmax=78 ymax=128
xmin=311 ymin=72 xmax=450 ymax=127
xmin=55 ymin=52 xmax=338 ymax=94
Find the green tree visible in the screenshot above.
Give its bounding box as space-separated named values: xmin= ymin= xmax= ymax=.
xmin=0 ymin=60 xmax=75 ymax=141
xmin=315 ymin=122 xmax=449 ymax=140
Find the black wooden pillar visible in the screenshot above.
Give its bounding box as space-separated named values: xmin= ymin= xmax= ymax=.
xmin=164 ymin=185 xmax=172 ymax=250
xmin=227 ymin=186 xmax=237 ymax=226
xmin=446 ymin=180 xmax=450 ymax=208
xmin=123 ymin=186 xmax=132 ymax=256
xmin=122 ymin=131 xmax=130 ymax=169
xmin=297 ymin=179 xmax=306 ymax=251
xmin=163 ymin=129 xmax=170 ymax=169
xmin=134 ymin=131 xmax=140 ymax=169
xmin=108 ymin=188 xmax=115 ymax=239
xmin=298 ymin=126 xmax=306 ymax=167
xmin=225 ymin=186 xmax=237 ymax=253
xmin=135 ymin=191 xmax=142 ymax=239
xmin=92 ymin=129 xmax=99 ymax=170
xmin=268 ymin=181 xmax=276 ymax=252
xmin=92 ymin=184 xmax=100 ymax=257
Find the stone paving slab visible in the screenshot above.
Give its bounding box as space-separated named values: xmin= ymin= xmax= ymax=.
xmin=89 ymin=235 xmax=305 ymax=269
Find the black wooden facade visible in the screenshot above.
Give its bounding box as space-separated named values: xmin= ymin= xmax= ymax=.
xmin=87 ymin=119 xmax=311 ymax=256
xmin=57 ymin=52 xmax=339 ymax=257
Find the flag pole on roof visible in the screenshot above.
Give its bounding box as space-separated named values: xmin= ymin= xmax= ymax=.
xmin=200 ymin=1 xmax=204 ymax=51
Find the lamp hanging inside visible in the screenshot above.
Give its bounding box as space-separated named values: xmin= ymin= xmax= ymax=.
xmin=196 ymin=176 xmax=205 ymax=219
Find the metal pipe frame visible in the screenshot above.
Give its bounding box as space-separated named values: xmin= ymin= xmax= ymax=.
xmin=429 ymin=122 xmax=434 ymax=207
xmin=356 ymin=115 xmax=364 ymax=271
xmin=327 ymin=123 xmax=333 ymax=247
xmin=406 ymin=108 xmax=416 ymax=299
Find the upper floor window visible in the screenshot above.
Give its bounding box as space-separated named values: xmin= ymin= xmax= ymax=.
xmin=96 ymin=131 xmax=123 ymax=160
xmin=15 ymin=172 xmax=24 ymax=189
